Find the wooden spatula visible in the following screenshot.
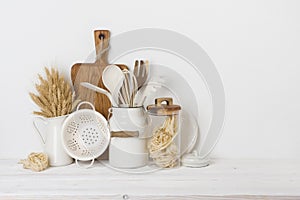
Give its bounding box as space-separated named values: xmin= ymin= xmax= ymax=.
xmin=71 ymin=30 xmax=127 ymax=119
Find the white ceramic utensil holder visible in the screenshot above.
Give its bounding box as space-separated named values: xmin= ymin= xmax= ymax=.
xmin=109 ymin=137 xmax=148 ymax=168
xmin=33 ymin=115 xmax=73 ymax=166
xmin=109 ymin=107 xmax=150 ymax=138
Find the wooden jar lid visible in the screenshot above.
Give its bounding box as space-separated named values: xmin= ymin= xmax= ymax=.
xmin=147 ymin=98 xmax=181 ymax=116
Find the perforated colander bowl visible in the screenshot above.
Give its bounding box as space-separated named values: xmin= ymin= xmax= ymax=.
xmin=62 ymin=101 xmax=110 ymax=167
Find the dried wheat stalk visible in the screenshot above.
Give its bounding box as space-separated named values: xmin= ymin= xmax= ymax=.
xmin=30 ymin=67 xmax=73 ymax=118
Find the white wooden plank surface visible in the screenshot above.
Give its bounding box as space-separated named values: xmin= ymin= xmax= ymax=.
xmin=0 ymin=159 xmax=299 ymax=199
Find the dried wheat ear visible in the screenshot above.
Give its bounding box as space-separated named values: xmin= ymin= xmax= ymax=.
xmin=30 ymin=67 xmax=73 ymax=118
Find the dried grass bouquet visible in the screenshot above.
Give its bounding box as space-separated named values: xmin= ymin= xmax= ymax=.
xmin=29 ymin=67 xmax=73 ymax=118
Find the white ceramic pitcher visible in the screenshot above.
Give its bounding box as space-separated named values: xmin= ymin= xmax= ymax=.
xmin=33 ymin=115 xmax=73 ymax=166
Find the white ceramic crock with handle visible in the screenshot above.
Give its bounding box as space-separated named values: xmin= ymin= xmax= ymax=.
xmin=108 ymin=106 xmax=151 ymax=138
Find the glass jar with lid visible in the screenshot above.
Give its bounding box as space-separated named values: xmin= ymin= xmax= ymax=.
xmin=147 ymin=97 xmax=181 ymax=168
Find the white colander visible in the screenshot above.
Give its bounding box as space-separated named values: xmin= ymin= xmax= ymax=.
xmin=62 ymin=101 xmax=110 ymax=168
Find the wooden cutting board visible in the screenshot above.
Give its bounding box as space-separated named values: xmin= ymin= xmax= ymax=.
xmin=71 ymin=30 xmax=127 ymax=119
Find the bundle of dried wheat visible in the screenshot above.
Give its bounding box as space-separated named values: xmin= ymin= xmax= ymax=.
xmin=29 ymin=67 xmax=73 ymax=118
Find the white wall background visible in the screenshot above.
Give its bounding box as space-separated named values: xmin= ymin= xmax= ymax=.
xmin=0 ymin=0 xmax=299 ymax=159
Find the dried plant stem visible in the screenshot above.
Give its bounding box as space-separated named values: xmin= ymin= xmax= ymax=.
xmin=30 ymin=67 xmax=73 ymax=118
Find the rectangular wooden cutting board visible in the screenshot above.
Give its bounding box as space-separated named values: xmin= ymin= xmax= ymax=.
xmin=71 ymin=30 xmax=127 ymax=119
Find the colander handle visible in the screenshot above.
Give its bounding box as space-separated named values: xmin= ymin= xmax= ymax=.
xmin=33 ymin=117 xmax=48 ymax=144
xmin=75 ymin=159 xmax=95 ymax=168
xmin=76 ymin=101 xmax=95 ymax=111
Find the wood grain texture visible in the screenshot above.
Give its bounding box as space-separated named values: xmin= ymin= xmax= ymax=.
xmin=71 ymin=30 xmax=111 ymax=119
xmin=1 ymin=159 xmax=300 ymax=199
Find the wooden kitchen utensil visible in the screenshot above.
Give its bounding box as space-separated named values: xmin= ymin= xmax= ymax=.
xmin=71 ymin=30 xmax=127 ymax=119
xmin=134 ymin=60 xmax=149 ymax=90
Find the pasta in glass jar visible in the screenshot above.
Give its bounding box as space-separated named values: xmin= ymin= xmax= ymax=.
xmin=147 ymin=98 xmax=181 ymax=168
